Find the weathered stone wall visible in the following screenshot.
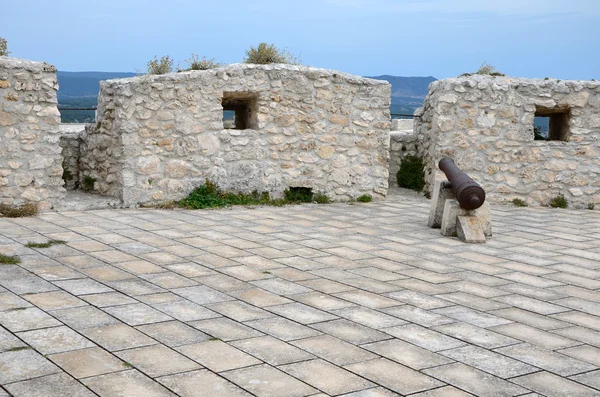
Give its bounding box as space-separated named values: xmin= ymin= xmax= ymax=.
xmin=389 ymin=119 xmax=419 ymax=186
xmin=0 ymin=57 xmax=65 ymax=208
xmin=80 ymin=64 xmax=391 ymax=206
xmin=416 ymin=76 xmax=600 ymax=208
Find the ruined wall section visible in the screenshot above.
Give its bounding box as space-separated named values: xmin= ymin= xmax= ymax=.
xmin=0 ymin=57 xmax=65 ymax=208
xmin=416 ymin=76 xmax=600 ymax=208
xmin=81 ymin=64 xmax=391 ymax=206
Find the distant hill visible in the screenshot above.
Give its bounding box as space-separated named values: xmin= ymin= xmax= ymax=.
xmin=56 ymin=71 xmax=436 ymax=122
xmin=368 ymin=75 xmax=437 ymax=99
xmin=369 ymin=75 xmax=436 ymax=117
xmin=57 ymin=71 xmax=137 ymax=99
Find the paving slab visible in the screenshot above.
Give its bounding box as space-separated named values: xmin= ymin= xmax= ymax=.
xmin=83 ymin=369 xmax=177 ymax=397
xmin=222 ymin=364 xmax=318 ymax=397
xmin=281 ymin=359 xmax=375 ymax=395
xmin=5 ymin=372 xmax=96 ymax=397
xmin=116 ymin=344 xmax=201 ymax=377
xmin=49 ymin=346 xmax=126 ymax=378
xmin=345 ymin=358 xmax=443 ymax=395
xmin=176 ymin=339 xmax=261 ymax=372
xmin=0 ymin=349 xmax=60 ymax=384
xmin=423 ymin=362 xmax=528 ymax=397
xmin=158 ymin=369 xmax=252 ymax=397
xmin=512 ymin=371 xmax=599 ymax=397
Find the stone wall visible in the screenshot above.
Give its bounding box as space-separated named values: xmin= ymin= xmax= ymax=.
xmin=80 ymin=64 xmax=391 ymax=206
xmin=0 ymin=57 xmax=64 ymax=208
xmin=416 ymin=75 xmax=600 ymax=208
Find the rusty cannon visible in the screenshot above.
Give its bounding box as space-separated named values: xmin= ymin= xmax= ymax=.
xmin=438 ymin=157 xmax=486 ymax=210
xmin=428 ymin=157 xmax=491 ymax=243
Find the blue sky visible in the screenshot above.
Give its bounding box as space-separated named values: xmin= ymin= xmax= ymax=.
xmin=3 ymin=0 xmax=599 ymax=79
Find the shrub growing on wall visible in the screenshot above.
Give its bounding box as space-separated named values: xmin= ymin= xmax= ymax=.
xmin=461 ymin=62 xmax=505 ymax=77
xmin=185 ymin=54 xmax=221 ymax=70
xmin=476 ymin=62 xmax=504 ymax=76
xmin=397 ymin=155 xmax=425 ymax=191
xmin=0 ymin=37 xmax=9 ymax=56
xmin=243 ymin=43 xmax=300 ymax=65
xmin=146 ymin=55 xmax=174 ymax=75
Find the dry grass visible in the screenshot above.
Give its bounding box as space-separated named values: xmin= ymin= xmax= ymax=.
xmin=0 ymin=202 xmax=39 ymax=218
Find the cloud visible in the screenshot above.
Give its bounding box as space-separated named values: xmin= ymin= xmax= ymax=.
xmin=327 ymin=0 xmax=599 ymax=16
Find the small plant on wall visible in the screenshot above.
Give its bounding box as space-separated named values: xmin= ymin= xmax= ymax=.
xmin=185 ymin=54 xmax=221 ymax=71
xmin=549 ymin=194 xmax=568 ymax=209
xmin=82 ymin=175 xmax=97 ymax=191
xmin=356 ymin=194 xmax=372 ymax=203
xmin=146 ymin=55 xmax=174 ymax=75
xmin=511 ymin=198 xmax=528 ymax=207
xmin=243 ymin=43 xmax=301 ymax=65
xmin=0 ymin=37 xmax=9 ymax=56
xmin=397 ymin=155 xmax=425 ymax=191
xmin=460 ymin=62 xmax=505 ymax=77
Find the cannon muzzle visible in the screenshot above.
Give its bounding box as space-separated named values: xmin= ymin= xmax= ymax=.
xmin=439 ymin=158 xmax=486 ymax=210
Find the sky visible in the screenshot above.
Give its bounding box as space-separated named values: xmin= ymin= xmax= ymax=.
xmin=3 ymin=0 xmax=599 ymax=80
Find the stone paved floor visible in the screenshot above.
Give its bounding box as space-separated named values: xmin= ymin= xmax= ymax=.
xmin=1 ymin=191 xmax=600 ymax=396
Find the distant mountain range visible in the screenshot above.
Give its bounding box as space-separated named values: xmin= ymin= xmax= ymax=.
xmin=57 ymin=71 xmax=137 ymax=99
xmin=56 ymin=71 xmax=436 ymax=122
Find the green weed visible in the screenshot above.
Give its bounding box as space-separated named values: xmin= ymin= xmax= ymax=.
xmin=0 ymin=254 xmax=21 ymax=264
xmin=25 ymin=240 xmax=66 ymax=249
xmin=397 ymin=155 xmax=425 ymax=191
xmin=356 ymin=194 xmax=373 ymax=203
xmin=511 ymin=198 xmax=528 ymax=207
xmin=549 ymin=194 xmax=568 ymax=209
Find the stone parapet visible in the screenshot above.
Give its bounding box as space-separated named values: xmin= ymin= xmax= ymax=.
xmin=80 ymin=64 xmax=392 ymax=206
xmin=0 ymin=57 xmax=65 ymax=208
xmin=416 ymin=75 xmax=600 ymax=208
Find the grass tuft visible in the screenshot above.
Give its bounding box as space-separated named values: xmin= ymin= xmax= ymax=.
xmin=511 ymin=198 xmax=528 ymax=207
xmin=0 ymin=202 xmax=39 ymax=218
xmin=25 ymin=240 xmax=67 ymax=249
xmin=0 ymin=254 xmax=21 ymax=264
xmin=6 ymin=346 xmax=32 ymax=352
xmin=179 ymin=180 xmax=326 ymax=210
xmin=356 ymin=194 xmax=373 ymax=203
xmin=313 ymin=193 xmax=330 ymax=204
xmin=549 ymin=194 xmax=568 ymax=209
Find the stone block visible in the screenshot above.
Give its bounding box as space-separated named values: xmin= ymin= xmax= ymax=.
xmin=456 ymin=215 xmax=486 ymax=243
xmin=428 ymin=179 xmax=454 ymax=228
xmin=440 ymin=200 xmax=491 ymax=240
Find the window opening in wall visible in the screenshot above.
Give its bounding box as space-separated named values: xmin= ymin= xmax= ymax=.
xmin=222 ymin=92 xmax=257 ymax=130
xmin=534 ymin=107 xmax=570 ymax=141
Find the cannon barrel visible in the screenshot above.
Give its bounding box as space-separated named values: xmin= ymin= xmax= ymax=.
xmin=439 ymin=158 xmax=486 ymax=210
